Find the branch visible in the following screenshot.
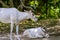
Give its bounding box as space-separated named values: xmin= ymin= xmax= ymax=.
xmin=17 ymin=0 xmax=24 ymax=9
xmin=18 ymin=0 xmax=34 ymax=11
xmin=9 ymin=0 xmax=14 ymax=7
xmin=0 ymin=0 xmax=9 ymax=7
xmin=17 ymin=4 xmax=22 ymax=9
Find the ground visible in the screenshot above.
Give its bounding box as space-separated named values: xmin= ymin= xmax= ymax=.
xmin=0 ymin=33 xmax=60 ymax=40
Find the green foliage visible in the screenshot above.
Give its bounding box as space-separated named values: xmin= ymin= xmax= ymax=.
xmin=29 ymin=1 xmax=39 ymax=7
xmin=38 ymin=0 xmax=60 ymax=19
xmin=0 ymin=0 xmax=60 ymax=19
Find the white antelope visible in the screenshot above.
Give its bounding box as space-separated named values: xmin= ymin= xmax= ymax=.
xmin=23 ymin=27 xmax=49 ymax=38
xmin=0 ymin=8 xmax=37 ymax=40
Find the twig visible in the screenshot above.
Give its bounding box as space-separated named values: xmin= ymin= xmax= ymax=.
xmin=17 ymin=0 xmax=34 ymax=11
xmin=0 ymin=0 xmax=9 ymax=7
xmin=9 ymin=0 xmax=14 ymax=7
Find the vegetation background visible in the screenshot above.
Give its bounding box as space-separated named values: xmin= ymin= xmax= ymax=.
xmin=0 ymin=0 xmax=60 ymax=35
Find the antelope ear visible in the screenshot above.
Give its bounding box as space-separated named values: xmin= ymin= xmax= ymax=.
xmin=24 ymin=10 xmax=26 ymax=12
xmin=24 ymin=10 xmax=27 ymax=12
xmin=29 ymin=10 xmax=32 ymax=12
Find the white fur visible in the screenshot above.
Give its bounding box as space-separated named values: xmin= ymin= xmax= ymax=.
xmin=0 ymin=8 xmax=37 ymax=40
xmin=23 ymin=27 xmax=49 ymax=38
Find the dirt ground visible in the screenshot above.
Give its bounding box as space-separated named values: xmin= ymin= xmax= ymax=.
xmin=0 ymin=33 xmax=49 ymax=40
xmin=0 ymin=33 xmax=60 ymax=40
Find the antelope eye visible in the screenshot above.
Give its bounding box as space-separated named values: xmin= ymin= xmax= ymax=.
xmin=32 ymin=14 xmax=34 ymax=16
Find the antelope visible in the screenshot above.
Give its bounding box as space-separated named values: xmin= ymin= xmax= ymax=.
xmin=23 ymin=27 xmax=49 ymax=38
xmin=0 ymin=8 xmax=37 ymax=40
